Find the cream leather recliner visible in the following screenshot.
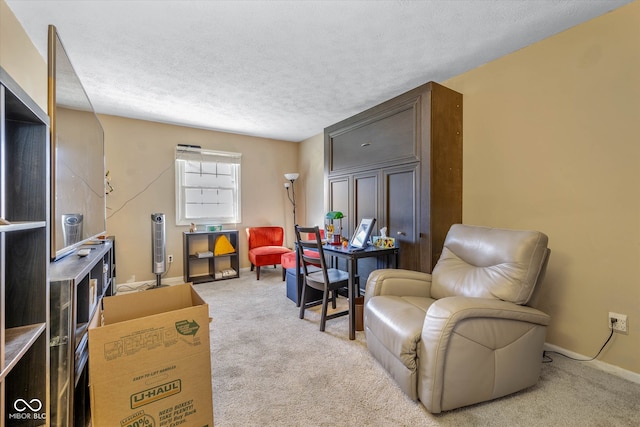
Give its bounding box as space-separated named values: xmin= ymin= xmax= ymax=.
xmin=364 ymin=224 xmax=550 ymax=413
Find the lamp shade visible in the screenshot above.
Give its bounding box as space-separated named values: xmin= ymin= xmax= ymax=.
xmin=284 ymin=173 xmax=299 ymax=181
xmin=326 ymin=211 xmax=344 ymax=219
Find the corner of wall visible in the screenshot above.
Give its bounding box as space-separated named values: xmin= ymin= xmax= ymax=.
xmin=0 ymin=0 xmax=48 ymax=109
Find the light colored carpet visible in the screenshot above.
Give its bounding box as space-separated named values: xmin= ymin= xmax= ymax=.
xmin=195 ymin=268 xmax=640 ymax=426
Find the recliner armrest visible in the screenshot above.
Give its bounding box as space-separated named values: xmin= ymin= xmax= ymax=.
xmin=425 ymin=297 xmax=551 ymax=329
xmin=419 ymin=297 xmax=550 ymax=413
xmin=422 ymin=297 xmax=550 ymax=351
xmin=365 ymin=269 xmax=432 ymax=305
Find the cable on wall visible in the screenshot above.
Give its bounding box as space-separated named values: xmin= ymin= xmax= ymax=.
xmin=543 ymin=321 xmax=616 ymax=363
xmin=106 ymin=145 xmax=201 ymax=220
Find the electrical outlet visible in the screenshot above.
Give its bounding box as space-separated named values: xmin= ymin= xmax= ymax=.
xmin=168 ymin=254 xmax=174 ymax=263
xmin=608 ymin=312 xmax=628 ymax=334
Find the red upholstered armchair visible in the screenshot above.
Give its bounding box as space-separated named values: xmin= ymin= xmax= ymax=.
xmin=246 ymin=226 xmax=293 ymax=280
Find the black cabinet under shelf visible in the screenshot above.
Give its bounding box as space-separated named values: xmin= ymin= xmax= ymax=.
xmin=183 ymin=230 xmax=240 ymax=283
xmin=49 ymin=240 xmax=114 ymax=427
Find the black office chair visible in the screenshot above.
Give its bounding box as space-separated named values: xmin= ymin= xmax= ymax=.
xmin=295 ymin=225 xmax=349 ymax=331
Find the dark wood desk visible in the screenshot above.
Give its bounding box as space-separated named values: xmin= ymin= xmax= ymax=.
xmin=321 ymin=244 xmax=399 ymax=340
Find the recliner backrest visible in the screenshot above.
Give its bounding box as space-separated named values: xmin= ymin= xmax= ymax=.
xmin=431 ymin=224 xmax=549 ymax=305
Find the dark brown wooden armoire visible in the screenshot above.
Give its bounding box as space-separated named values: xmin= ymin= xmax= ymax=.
xmin=324 ymin=81 xmax=462 ymax=283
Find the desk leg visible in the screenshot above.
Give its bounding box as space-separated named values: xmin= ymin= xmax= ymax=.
xmin=295 ymin=246 xmax=302 ymax=307
xmin=348 ymin=258 xmax=356 ymax=340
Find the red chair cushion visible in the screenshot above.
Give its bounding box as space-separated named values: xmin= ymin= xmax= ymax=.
xmin=249 ymin=246 xmax=292 ymax=267
xmin=281 ymin=249 xmax=320 ymax=269
xmin=281 ymin=251 xmax=297 ymax=269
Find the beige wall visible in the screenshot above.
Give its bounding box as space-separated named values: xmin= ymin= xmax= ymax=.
xmin=100 ymin=114 xmax=299 ymax=284
xmin=443 ymin=0 xmax=640 ymax=373
xmin=0 ymin=0 xmax=47 ymax=108
xmin=299 ymin=133 xmax=325 ymax=228
xmin=301 ymin=3 xmax=640 ymax=374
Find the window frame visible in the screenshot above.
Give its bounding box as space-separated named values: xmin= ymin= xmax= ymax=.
xmin=175 ymin=146 xmax=241 ymax=226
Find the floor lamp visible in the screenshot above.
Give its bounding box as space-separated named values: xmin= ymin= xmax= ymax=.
xmin=284 ymin=173 xmax=299 ymax=227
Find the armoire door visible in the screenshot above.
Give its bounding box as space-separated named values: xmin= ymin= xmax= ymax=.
xmin=327 ymin=175 xmax=350 ymax=237
xmin=353 ymin=171 xmax=379 ymax=229
xmin=353 ymin=172 xmax=380 ymax=288
xmin=384 ymin=164 xmax=419 ymax=271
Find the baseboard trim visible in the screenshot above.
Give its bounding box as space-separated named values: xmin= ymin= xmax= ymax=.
xmin=544 ymin=343 xmax=640 ymax=384
xmin=116 ymin=269 xmax=253 ymax=293
xmin=116 ymin=275 xmax=184 ymax=293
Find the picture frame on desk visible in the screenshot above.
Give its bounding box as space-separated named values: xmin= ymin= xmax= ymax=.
xmin=349 ymin=218 xmax=376 ymax=248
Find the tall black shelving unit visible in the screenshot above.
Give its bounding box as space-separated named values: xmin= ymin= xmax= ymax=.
xmin=0 ymin=67 xmax=51 ymax=426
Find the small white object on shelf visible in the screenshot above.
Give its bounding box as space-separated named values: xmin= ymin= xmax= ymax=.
xmin=196 ymin=251 xmax=213 ymax=258
xmin=221 ymin=268 xmax=237 ymax=277
xmin=77 ymin=248 xmax=91 ymax=257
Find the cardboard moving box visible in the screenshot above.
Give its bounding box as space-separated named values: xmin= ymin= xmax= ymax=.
xmin=89 ymin=283 xmax=213 ymax=427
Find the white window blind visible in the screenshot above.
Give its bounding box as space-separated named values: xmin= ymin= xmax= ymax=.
xmin=175 ymin=146 xmax=241 ymax=225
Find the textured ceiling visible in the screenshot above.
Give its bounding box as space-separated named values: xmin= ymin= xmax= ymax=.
xmin=6 ymin=0 xmax=632 ymax=142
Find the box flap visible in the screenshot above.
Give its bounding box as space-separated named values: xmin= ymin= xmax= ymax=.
xmin=89 ymin=288 xmax=210 ymax=383
xmin=103 ymin=283 xmax=202 ymax=325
